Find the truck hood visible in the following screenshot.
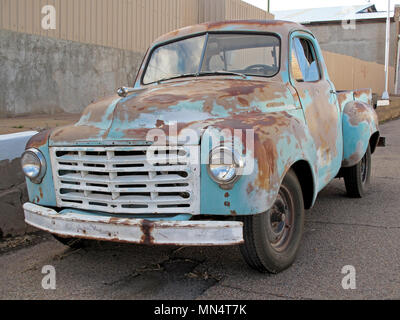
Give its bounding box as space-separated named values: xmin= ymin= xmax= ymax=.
xmin=49 ymin=78 xmax=297 ymax=146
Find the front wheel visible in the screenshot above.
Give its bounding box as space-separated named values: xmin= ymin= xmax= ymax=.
xmin=343 ymin=145 xmax=371 ymax=198
xmin=239 ymin=169 xmax=305 ymax=273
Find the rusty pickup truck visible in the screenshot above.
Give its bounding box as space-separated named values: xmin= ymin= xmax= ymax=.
xmin=22 ymin=20 xmax=380 ymax=273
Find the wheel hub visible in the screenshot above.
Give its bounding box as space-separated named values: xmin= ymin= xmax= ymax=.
xmin=266 ymin=186 xmax=294 ymax=251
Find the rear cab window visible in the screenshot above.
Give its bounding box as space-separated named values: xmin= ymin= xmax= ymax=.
xmin=291 ymin=37 xmax=321 ymax=82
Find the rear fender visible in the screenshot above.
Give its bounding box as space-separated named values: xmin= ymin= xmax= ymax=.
xmin=342 ymin=101 xmax=379 ymax=167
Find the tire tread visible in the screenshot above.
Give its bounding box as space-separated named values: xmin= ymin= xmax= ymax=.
xmin=344 ymin=144 xmax=371 ymax=198
xmin=239 ymin=169 xmax=304 ymax=273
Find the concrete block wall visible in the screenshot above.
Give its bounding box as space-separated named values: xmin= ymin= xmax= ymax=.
xmin=0 ymin=29 xmax=144 ymax=116
xmin=0 ymin=132 xmax=36 ymax=238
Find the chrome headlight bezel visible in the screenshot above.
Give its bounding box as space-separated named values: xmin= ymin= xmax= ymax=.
xmin=207 ymin=146 xmax=244 ymax=185
xmin=21 ymin=148 xmax=47 ymax=184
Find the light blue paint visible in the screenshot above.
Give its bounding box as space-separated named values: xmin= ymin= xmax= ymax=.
xmin=35 ymin=26 xmax=378 ymax=220
xmin=210 ymin=102 xmax=231 ymax=117
xmin=200 ymin=109 xmax=319 ymax=215
xmin=342 ymin=112 xmax=370 ymax=161
xmin=281 ymin=61 xmax=290 ymax=84
xmin=26 ymin=142 xmax=57 ymax=207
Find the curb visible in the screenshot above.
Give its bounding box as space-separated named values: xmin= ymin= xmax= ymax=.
xmin=0 ymin=131 xmax=37 ymax=161
xmin=0 ymin=131 xmax=37 ymax=238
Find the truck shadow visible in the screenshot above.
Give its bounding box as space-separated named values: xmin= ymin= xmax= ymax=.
xmin=46 ymin=176 xmax=387 ymax=299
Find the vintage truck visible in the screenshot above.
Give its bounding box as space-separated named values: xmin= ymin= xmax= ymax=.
xmin=21 ymin=20 xmax=380 ymax=273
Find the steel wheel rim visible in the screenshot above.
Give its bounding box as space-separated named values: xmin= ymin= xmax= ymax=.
xmin=266 ymin=185 xmax=294 ymax=252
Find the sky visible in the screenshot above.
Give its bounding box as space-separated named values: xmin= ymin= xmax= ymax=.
xmin=243 ymin=0 xmax=400 ymax=12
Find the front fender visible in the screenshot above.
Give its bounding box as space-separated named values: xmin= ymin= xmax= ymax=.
xmin=342 ymin=101 xmax=379 ymax=167
xmin=200 ymin=110 xmax=318 ymax=216
xmin=25 ymin=130 xmax=57 ymax=206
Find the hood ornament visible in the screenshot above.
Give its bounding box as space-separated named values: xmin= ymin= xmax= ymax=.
xmin=117 ymin=86 xmax=136 ymax=98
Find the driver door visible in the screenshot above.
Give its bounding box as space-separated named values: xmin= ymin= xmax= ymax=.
xmin=289 ymin=32 xmax=343 ymax=190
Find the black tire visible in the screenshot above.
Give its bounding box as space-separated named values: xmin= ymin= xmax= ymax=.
xmin=52 ymin=235 xmax=85 ymax=249
xmin=343 ymin=144 xmax=371 ymax=198
xmin=239 ymin=169 xmax=305 ymax=273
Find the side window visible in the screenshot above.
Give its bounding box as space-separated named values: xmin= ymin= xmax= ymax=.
xmin=291 ymin=37 xmax=320 ymax=82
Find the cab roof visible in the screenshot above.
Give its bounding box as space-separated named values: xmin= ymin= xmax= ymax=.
xmin=153 ymin=20 xmax=308 ymax=45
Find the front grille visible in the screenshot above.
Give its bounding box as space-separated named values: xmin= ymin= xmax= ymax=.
xmin=50 ymin=146 xmax=200 ymax=215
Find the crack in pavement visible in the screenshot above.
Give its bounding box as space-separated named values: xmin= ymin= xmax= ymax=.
xmin=101 ymin=255 xmax=220 ymax=299
xmin=100 ymin=250 xmax=221 ymax=299
xmin=307 ymin=220 xmax=400 ymax=230
xmin=374 ymin=176 xmax=400 ymax=180
xmin=213 ymin=283 xmax=310 ymax=300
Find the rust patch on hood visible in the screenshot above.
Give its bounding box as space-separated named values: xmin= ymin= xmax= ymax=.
xmin=49 ymin=79 xmax=297 ymax=145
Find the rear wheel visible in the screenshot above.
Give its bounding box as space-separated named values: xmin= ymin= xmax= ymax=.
xmin=52 ymin=235 xmax=84 ymax=249
xmin=343 ymin=145 xmax=371 ymax=198
xmin=239 ymin=169 xmax=305 ymax=273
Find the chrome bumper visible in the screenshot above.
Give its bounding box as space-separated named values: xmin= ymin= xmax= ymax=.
xmin=23 ymin=203 xmax=244 ymax=246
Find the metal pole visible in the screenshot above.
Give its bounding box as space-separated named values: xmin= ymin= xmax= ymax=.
xmin=267 ymin=0 xmax=270 ymax=13
xmin=395 ymin=35 xmax=400 ymax=94
xmin=382 ymin=0 xmax=391 ymax=100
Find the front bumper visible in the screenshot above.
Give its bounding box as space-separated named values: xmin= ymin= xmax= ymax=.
xmin=23 ymin=203 xmax=244 ymax=246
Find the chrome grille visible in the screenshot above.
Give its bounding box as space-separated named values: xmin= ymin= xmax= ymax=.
xmin=50 ymin=146 xmax=200 ymax=215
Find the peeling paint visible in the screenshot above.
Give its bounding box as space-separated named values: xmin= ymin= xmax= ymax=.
xmin=23 ymin=20 xmax=379 ymax=244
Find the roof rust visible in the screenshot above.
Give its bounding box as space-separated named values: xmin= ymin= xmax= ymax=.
xmin=153 ymin=20 xmax=309 ymax=44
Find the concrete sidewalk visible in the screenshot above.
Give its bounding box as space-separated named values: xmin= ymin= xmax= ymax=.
xmin=0 ymin=113 xmax=80 ymax=135
xmin=376 ymin=96 xmax=400 ymax=123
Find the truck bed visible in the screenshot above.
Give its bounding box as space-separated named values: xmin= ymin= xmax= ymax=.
xmin=336 ymin=88 xmax=373 ymax=112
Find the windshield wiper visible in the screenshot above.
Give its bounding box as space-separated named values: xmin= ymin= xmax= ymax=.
xmin=156 ymin=73 xmax=198 ymax=84
xmin=198 ymin=71 xmax=247 ymax=79
xmin=156 ymin=70 xmax=247 ymax=84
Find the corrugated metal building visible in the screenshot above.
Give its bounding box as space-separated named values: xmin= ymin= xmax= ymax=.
xmin=0 ymin=0 xmax=273 ymax=53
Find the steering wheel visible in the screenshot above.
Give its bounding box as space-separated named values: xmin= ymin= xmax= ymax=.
xmin=244 ymin=64 xmax=276 ymax=75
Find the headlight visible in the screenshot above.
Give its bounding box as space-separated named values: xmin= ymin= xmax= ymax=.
xmin=208 ymin=147 xmax=243 ymax=184
xmin=21 ymin=148 xmax=46 ymax=183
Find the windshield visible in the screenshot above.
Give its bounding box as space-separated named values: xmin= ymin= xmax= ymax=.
xmin=143 ymin=33 xmax=280 ymax=84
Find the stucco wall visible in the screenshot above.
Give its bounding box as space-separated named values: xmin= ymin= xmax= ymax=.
xmin=323 ymin=50 xmax=396 ymax=94
xmin=0 ymin=29 xmax=144 ymax=116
